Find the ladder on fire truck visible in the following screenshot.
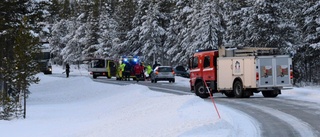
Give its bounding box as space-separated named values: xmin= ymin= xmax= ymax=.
xmin=219 ymin=46 xmax=279 ymax=57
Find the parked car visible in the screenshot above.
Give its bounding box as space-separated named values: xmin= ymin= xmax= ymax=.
xmin=174 ymin=66 xmax=190 ymax=78
xmin=151 ymin=66 xmax=175 ymax=83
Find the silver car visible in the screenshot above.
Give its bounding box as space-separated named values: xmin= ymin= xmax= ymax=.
xmin=151 ymin=66 xmax=175 ymax=83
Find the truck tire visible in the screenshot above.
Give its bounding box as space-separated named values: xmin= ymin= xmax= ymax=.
xmin=262 ymin=90 xmax=279 ymax=98
xmin=195 ymin=82 xmax=209 ymax=98
xmin=233 ymin=80 xmax=243 ymax=98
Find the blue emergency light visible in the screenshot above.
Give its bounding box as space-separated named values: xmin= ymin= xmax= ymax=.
xmin=133 ymin=58 xmax=138 ymax=62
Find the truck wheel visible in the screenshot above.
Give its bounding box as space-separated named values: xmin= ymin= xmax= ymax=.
xmin=195 ymin=82 xmax=209 ymax=98
xmin=262 ymin=90 xmax=279 ymax=98
xmin=233 ymin=80 xmax=243 ymax=98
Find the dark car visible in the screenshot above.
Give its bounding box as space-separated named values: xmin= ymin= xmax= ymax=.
xmin=151 ymin=66 xmax=175 ymax=83
xmin=174 ymin=66 xmax=189 ymax=78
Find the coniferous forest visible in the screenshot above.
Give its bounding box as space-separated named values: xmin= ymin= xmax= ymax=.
xmin=0 ymin=0 xmax=319 ymax=119
xmin=47 ymin=0 xmax=320 ymax=85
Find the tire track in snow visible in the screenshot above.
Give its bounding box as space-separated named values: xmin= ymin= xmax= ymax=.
xmin=228 ymin=100 xmax=317 ymax=137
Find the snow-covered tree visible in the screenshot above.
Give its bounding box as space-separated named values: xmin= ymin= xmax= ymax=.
xmin=190 ymin=1 xmax=223 ymax=50
xmin=166 ymin=0 xmax=194 ymax=65
xmin=116 ymin=0 xmax=147 ymax=58
xmin=293 ymin=0 xmax=320 ymax=84
xmin=46 ymin=0 xmax=320 ymax=84
xmin=98 ymin=4 xmax=120 ymax=59
xmin=223 ymin=1 xmax=254 ymax=47
xmin=139 ymin=1 xmax=166 ymax=64
xmin=50 ymin=19 xmax=72 ymax=64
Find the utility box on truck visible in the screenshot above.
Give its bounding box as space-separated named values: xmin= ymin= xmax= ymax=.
xmin=189 ymin=47 xmax=293 ymax=98
xmin=217 ymin=56 xmax=257 ymax=90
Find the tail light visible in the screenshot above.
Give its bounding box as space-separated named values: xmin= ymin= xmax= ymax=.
xmin=90 ymin=72 xmax=93 ymax=75
xmin=103 ymin=72 xmax=106 ymax=75
xmin=290 ymin=65 xmax=293 ymax=79
xmin=256 ymin=72 xmax=259 ymax=81
xmin=172 ymin=69 xmax=175 ymax=74
xmin=155 ymin=69 xmax=159 ymax=75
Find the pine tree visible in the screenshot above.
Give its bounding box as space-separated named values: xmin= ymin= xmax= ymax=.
xmin=138 ymin=1 xmax=166 ymax=64
xmin=117 ymin=0 xmax=147 ymax=59
xmin=0 ymin=0 xmax=46 ymax=119
xmin=99 ymin=2 xmax=119 ymax=59
xmin=114 ymin=0 xmax=136 ymax=42
xmin=293 ymin=0 xmax=320 ymax=84
xmin=166 ymin=0 xmax=194 ymax=64
xmin=223 ymin=1 xmax=254 ymax=47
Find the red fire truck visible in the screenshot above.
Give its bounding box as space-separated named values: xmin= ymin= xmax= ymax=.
xmin=189 ymin=47 xmax=293 ymax=98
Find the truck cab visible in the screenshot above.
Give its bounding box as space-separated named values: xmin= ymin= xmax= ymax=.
xmin=189 ymin=50 xmax=219 ymax=96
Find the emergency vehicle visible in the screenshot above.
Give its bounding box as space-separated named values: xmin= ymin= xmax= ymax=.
xmin=87 ymin=58 xmax=118 ymax=79
xmin=117 ymin=56 xmax=145 ymax=81
xmin=189 ymin=46 xmax=293 ymax=98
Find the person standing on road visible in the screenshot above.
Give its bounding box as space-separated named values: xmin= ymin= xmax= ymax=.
xmin=134 ymin=63 xmax=143 ymax=82
xmin=119 ymin=62 xmax=126 ymax=80
xmin=152 ymin=61 xmax=161 ymax=70
xmin=140 ymin=63 xmax=145 ymax=80
xmin=146 ymin=64 xmax=152 ymax=80
xmin=124 ymin=62 xmax=131 ymax=81
xmin=66 ymin=63 xmax=70 ymax=78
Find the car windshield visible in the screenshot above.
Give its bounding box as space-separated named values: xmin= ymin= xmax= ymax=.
xmin=92 ymin=59 xmax=105 ymax=68
xmin=158 ymin=67 xmax=172 ymax=72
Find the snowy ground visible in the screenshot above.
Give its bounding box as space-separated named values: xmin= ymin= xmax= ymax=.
xmin=0 ymin=65 xmax=319 ymax=137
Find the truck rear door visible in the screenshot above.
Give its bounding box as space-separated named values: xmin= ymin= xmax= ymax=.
xmin=275 ymin=56 xmax=291 ymax=86
xmin=108 ymin=60 xmax=117 ymax=77
xmin=257 ymin=55 xmax=292 ymax=87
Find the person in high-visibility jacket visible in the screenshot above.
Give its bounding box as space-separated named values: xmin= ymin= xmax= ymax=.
xmin=146 ymin=64 xmax=152 ymax=80
xmin=119 ymin=62 xmax=126 ymax=80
